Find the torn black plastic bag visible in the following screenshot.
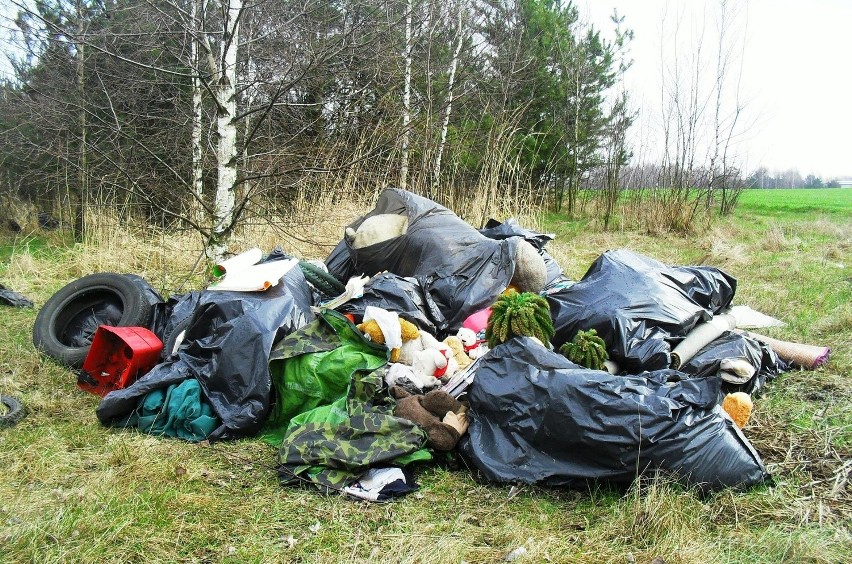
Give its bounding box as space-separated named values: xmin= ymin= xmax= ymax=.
xmin=679 ymin=331 xmax=787 ymax=395
xmin=547 ymin=249 xmax=737 ymax=373
xmin=97 ymin=266 xmax=315 ymax=440
xmin=325 ymin=188 xmax=517 ymax=336
xmin=459 ymin=338 xmax=769 ymax=493
xmin=479 ymin=218 xmax=573 ymax=291
xmin=336 ymin=273 xmax=446 ymax=333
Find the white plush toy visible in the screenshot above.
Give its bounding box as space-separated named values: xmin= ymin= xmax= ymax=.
xmin=457 ymin=327 xmax=487 ymax=360
xmin=411 ymin=348 xmax=458 ymax=382
xmin=384 ymin=362 xmax=440 ymax=391
xmin=398 ymin=328 xmax=446 ymax=366
xmin=345 ymin=214 xmax=409 ymax=249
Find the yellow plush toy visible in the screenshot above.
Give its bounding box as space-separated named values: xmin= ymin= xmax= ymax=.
xmin=443 ymin=335 xmax=473 ymax=370
xmin=357 ymin=318 xmax=420 ymax=362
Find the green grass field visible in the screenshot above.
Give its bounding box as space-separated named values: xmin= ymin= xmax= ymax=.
xmin=0 ymin=190 xmax=849 ymax=563
xmin=737 ymin=188 xmax=852 ymax=217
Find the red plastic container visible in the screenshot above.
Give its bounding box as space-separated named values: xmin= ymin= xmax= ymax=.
xmin=78 ymin=326 xmax=163 ymax=396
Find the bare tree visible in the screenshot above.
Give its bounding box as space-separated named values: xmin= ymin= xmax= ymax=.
xmin=399 ymin=0 xmax=414 ymax=189
xmin=432 ymin=0 xmax=466 ymax=191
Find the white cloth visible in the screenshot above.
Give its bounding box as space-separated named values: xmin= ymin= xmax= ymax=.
xmin=343 ymin=467 xmax=408 ymax=501
xmin=363 ymin=306 xmax=402 ymax=351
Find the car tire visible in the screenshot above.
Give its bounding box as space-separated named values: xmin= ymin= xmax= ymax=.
xmin=161 ymin=315 xmax=194 ymax=359
xmin=0 ymin=395 xmax=26 ymax=427
xmin=33 ymin=273 xmax=155 ymax=367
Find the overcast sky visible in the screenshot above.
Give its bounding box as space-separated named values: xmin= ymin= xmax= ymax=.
xmin=2 ymin=0 xmax=849 ymax=179
xmin=579 ymin=0 xmax=851 ymax=179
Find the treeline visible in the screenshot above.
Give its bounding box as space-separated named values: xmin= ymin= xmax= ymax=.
xmin=0 ymin=0 xmax=636 ymax=252
xmin=744 ymin=168 xmax=845 ymax=189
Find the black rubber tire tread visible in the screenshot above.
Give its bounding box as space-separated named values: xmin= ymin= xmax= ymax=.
xmin=0 ymin=395 xmax=26 ymax=427
xmin=162 ymin=316 xmax=194 ymax=359
xmin=299 ymin=261 xmax=346 ymax=298
xmin=32 ymin=273 xmax=154 ymax=368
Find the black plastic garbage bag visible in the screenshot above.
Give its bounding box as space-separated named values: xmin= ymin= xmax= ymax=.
xmin=479 ymin=218 xmax=573 ymax=291
xmin=97 ymin=265 xmax=315 ymax=440
xmin=336 ymin=272 xmax=446 ymax=333
xmin=325 ymin=188 xmax=519 ymax=336
xmin=679 ymin=331 xmax=787 ymax=395
xmin=459 ymin=338 xmax=769 ymax=493
xmin=0 ymin=283 xmax=34 ymax=308
xmin=547 ymin=249 xmax=736 ymax=373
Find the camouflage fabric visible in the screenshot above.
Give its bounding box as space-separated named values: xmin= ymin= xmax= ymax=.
xmin=264 ymin=310 xmax=389 ymax=443
xmin=269 ymin=308 xmax=377 ymax=361
xmin=277 ymin=360 xmax=431 ymax=491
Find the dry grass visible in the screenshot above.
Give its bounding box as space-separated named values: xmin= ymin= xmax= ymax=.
xmin=1 ymin=190 xmax=851 ymax=562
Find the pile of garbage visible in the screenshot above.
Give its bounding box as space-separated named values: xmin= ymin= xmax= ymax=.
xmin=29 ymin=188 xmax=832 ymax=500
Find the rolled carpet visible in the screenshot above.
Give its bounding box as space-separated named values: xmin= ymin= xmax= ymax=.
xmin=670 ymin=314 xmax=737 ymax=369
xmin=741 ymin=331 xmax=831 ymax=369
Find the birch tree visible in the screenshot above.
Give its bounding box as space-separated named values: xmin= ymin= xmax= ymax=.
xmin=190 ymin=0 xmax=204 ymax=227
xmin=399 ymin=0 xmax=413 ymax=189
xmin=432 ymin=1 xmax=466 ymax=190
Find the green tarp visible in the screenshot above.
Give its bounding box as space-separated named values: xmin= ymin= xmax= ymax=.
xmin=265 ymin=310 xmax=431 ymax=490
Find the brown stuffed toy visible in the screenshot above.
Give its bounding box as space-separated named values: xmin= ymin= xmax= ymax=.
xmin=391 ymin=387 xmax=469 ymax=451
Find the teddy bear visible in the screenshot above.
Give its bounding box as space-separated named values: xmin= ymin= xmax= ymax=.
xmin=411 ymin=347 xmax=458 ymax=382
xmin=443 ymin=335 xmax=473 ymax=370
xmin=345 ymin=213 xmax=409 ymax=249
xmin=384 ymin=362 xmax=441 ymax=392
xmin=397 ymin=327 xmax=448 ymax=366
xmin=456 ymin=327 xmax=487 ymax=360
xmin=356 ymin=316 xmax=420 ymax=362
xmin=390 ymin=387 xmax=469 ymax=451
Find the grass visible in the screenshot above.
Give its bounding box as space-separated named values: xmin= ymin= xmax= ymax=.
xmin=737 ymin=188 xmax=852 ymax=218
xmin=0 ymin=189 xmax=850 ymax=562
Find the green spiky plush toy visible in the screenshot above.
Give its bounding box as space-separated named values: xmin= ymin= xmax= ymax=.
xmin=559 ymin=328 xmax=609 ymax=370
xmin=485 ymin=290 xmax=555 ymax=349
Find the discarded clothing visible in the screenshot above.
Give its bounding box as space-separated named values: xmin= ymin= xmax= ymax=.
xmin=264 ymin=310 xmax=389 ymax=444
xmin=116 ymin=378 xmax=218 ymax=441
xmin=342 ymin=466 xmax=418 ymax=502
xmin=277 ymin=360 xmax=430 ymax=492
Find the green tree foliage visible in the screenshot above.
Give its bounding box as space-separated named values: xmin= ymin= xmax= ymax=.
xmin=0 ymin=0 xmax=627 ymax=231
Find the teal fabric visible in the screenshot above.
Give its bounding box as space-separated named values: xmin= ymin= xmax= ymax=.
xmin=117 ymin=379 xmax=218 ymax=442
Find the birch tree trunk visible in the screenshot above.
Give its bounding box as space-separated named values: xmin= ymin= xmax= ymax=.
xmin=399 ymin=0 xmax=413 ymax=189
xmin=208 ymin=0 xmax=241 ymax=262
xmin=74 ymin=0 xmax=88 ymax=241
xmin=190 ymin=0 xmax=205 ymax=227
xmin=432 ymin=5 xmax=464 ymax=191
